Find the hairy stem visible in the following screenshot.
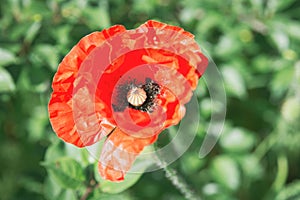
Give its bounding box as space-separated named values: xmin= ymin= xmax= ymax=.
xmin=80 ymin=180 xmax=98 ymax=200
xmin=154 ymin=156 xmax=202 ymax=200
xmin=80 ymin=186 xmax=93 ymax=200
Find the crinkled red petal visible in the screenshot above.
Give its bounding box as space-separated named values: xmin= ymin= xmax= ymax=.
xmin=98 ymin=127 xmax=158 ymax=181
xmin=143 ymin=20 xmax=194 ymax=38
xmin=49 ymin=25 xmax=126 ymax=147
xmin=140 ymin=20 xmax=208 ymax=77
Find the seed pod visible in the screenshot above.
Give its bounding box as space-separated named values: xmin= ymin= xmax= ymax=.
xmin=127 ymin=87 xmax=147 ymax=106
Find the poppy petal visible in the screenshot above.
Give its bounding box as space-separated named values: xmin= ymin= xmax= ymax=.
xmin=139 ymin=20 xmax=208 ymax=77
xmin=49 ymin=25 xmax=126 ymax=147
xmin=98 ymin=128 xmax=158 ymax=181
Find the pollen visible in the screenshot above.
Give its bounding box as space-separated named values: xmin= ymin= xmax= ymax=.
xmin=127 ymin=87 xmax=147 ymax=106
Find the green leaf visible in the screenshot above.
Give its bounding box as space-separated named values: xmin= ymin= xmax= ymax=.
xmin=90 ymin=192 xmax=132 ymax=200
xmin=24 ymin=21 xmax=41 ymax=44
xmin=200 ymin=98 xmax=212 ymax=118
xmin=26 ymin=106 xmax=48 ymax=141
xmin=50 ymin=25 xmax=72 ymax=47
xmin=44 ymin=176 xmax=62 ymax=200
xmin=0 ymin=68 xmax=15 ymax=92
xmin=30 ymin=44 xmax=59 ymax=71
xmin=210 ymin=155 xmax=240 ymax=191
xmin=286 ymin=21 xmax=300 ymax=41
xmin=45 ymin=141 xmax=66 ymax=162
xmin=237 ymin=155 xmax=263 ymax=181
xmin=195 ymin=12 xmax=223 ymax=37
xmin=179 ymin=7 xmax=197 ymax=24
xmin=56 ymin=190 xmax=77 ymax=200
xmin=180 ymin=152 xmax=205 ymax=175
xmin=132 ymin=0 xmax=156 ymax=14
xmin=82 ymin=0 xmax=111 ymax=29
xmin=0 ymin=172 xmax=17 ymax=200
xmin=221 ymin=66 xmax=247 ymax=98
xmin=65 ymin=143 xmax=93 ymax=167
xmin=220 ymin=128 xmax=256 ymax=153
xmin=252 ymin=55 xmax=273 ymax=73
xmin=0 ymin=48 xmax=16 ymax=67
xmin=270 ymin=29 xmax=289 ymax=51
xmin=270 ymin=65 xmax=294 ymax=99
xmin=202 ymin=183 xmax=237 ymax=200
xmin=267 ymin=0 xmax=297 ymax=12
xmin=42 ymin=157 xmax=85 ymax=189
xmin=18 ymin=176 xmax=43 ymax=195
xmin=281 ymin=97 xmax=300 ymax=123
xmin=215 ymin=34 xmax=241 ymax=57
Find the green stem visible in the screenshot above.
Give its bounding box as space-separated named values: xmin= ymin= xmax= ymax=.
xmin=253 ymin=132 xmax=277 ymax=161
xmin=271 ymin=153 xmax=288 ymax=192
xmin=154 ymin=156 xmax=201 ymax=200
xmin=263 ymin=153 xmax=288 ymax=200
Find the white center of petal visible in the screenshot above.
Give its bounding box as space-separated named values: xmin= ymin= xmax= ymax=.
xmin=127 ymin=87 xmax=147 ymax=106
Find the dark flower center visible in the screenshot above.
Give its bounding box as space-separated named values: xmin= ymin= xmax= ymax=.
xmin=112 ymin=78 xmax=160 ymax=112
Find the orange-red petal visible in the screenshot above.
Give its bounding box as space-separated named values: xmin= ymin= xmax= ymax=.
xmin=49 ymin=25 xmax=126 ymax=147
xmin=98 ymin=127 xmax=158 ymax=181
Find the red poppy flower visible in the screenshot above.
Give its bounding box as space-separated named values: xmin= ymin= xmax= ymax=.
xmin=48 ymin=20 xmax=208 ymax=182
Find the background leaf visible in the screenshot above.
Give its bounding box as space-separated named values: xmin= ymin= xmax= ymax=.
xmin=210 ymin=155 xmax=241 ymax=191
xmin=42 ymin=157 xmax=85 ymax=189
xmin=0 ymin=48 xmax=16 ymax=67
xmin=0 ymin=68 xmax=15 ymax=92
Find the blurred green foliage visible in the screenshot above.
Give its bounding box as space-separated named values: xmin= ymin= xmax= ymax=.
xmin=0 ymin=0 xmax=300 ymax=199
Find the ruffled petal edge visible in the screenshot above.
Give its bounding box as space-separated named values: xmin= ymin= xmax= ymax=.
xmin=49 ymin=25 xmax=126 ymax=147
